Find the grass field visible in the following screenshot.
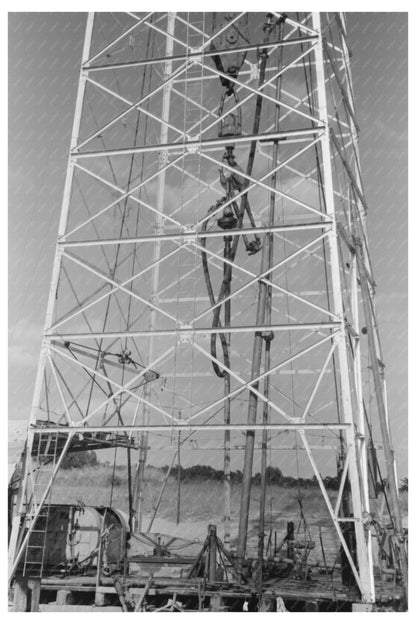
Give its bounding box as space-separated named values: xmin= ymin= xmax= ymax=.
xmin=51 ymin=464 xmax=347 ymax=561
xmin=52 ymin=464 xmax=337 ymax=520
xmin=50 ymin=465 xmax=407 ymax=565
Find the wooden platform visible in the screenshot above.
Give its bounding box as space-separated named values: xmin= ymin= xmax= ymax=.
xmin=36 ymin=566 xmax=403 ymax=611
xmin=32 ymin=426 xmax=137 ymax=455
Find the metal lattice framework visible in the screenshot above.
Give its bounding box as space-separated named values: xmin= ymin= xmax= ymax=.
xmin=9 ymin=12 xmax=406 ymax=603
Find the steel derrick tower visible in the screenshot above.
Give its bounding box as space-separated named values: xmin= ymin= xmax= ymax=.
xmin=9 ymin=12 xmax=406 ymax=607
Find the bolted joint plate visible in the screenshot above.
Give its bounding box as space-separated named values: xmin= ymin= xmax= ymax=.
xmin=177 ymin=323 xmax=193 ymax=344
xmin=181 ymin=225 xmax=197 ymax=246
xmin=189 ymin=47 xmax=203 ymax=65
xmin=159 ymin=150 xmax=169 ymax=167
xmin=186 ymin=139 xmax=200 ymax=153
xmin=246 ymin=60 xmax=260 ymax=81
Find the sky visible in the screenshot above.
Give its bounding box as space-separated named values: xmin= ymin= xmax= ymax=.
xmin=8 ymin=12 xmax=408 ymax=477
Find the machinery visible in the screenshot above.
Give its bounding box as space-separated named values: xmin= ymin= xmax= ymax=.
xmin=8 ymin=12 xmax=407 ymax=612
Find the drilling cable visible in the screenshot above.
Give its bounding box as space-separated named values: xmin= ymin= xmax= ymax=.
xmin=200 ymin=16 xmax=276 ymax=378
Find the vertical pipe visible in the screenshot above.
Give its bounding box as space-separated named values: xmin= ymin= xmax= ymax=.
xmin=176 ymin=430 xmax=181 ymax=525
xmin=126 ymin=446 xmax=133 ymax=533
xmin=236 ymin=15 xmax=275 ymax=575
xmin=257 ymin=25 xmax=282 ymax=589
xmin=223 ymin=236 xmax=232 ymax=548
xmin=208 ymin=525 xmax=217 ymax=582
xmin=257 ymin=258 xmax=274 ymax=585
xmin=236 ymin=237 xmax=270 ymax=569
xmin=147 ymin=451 xmax=178 ymax=532
xmin=135 ymin=12 xmax=176 ymax=531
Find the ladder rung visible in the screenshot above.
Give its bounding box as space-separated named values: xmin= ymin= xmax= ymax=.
xmin=26 ymin=545 xmax=45 ymax=550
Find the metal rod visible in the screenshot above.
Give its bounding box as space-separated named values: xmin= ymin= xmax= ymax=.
xmin=330 ymin=128 xmax=369 ymax=214
xmin=176 ymin=430 xmax=181 ymax=525
xmin=72 ymin=127 xmax=324 ymax=158
xmin=8 ymin=12 xmax=96 ymax=580
xmin=48 ymin=321 xmax=341 ymax=340
xmin=84 ymin=12 xmax=152 ymax=66
xmin=323 ymin=39 xmax=360 ymax=133
xmin=147 ymin=451 xmax=178 ymax=532
xmin=312 ymin=11 xmax=373 ymax=602
xmin=28 ymin=422 xmax=352 ymax=434
xmin=236 ymin=19 xmax=276 ymax=571
xmin=60 ymin=222 xmax=333 ymax=248
xmin=257 ymin=31 xmax=282 ymax=587
xmin=135 ymin=13 xmax=176 ymax=532
xmin=223 ymin=236 xmax=232 ymax=549
xmin=84 ymin=36 xmax=319 ymax=71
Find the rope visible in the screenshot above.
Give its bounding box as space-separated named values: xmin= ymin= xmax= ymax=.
xmin=200 ymin=19 xmax=274 ymax=378
xmin=200 ymin=218 xmax=231 ymax=378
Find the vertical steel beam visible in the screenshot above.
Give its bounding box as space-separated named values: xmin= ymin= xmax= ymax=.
xmin=350 ymin=252 xmax=374 ymax=578
xmin=8 ymin=13 xmax=95 ymax=579
xmin=340 ymin=14 xmax=401 ymax=514
xmin=355 ymin=243 xmax=408 ymax=600
xmin=312 ymin=12 xmax=374 ymax=603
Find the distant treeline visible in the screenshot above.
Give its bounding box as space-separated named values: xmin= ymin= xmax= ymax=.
xmin=61 ymin=454 xmax=407 ymax=495
xmin=161 ymin=464 xmax=341 ymax=490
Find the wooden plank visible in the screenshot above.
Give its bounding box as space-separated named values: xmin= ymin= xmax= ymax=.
xmin=38 ymin=568 xmax=403 ymax=607
xmin=40 ymin=605 xmax=123 ymax=612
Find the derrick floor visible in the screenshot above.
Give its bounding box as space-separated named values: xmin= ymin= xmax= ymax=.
xmin=33 ymin=568 xmax=402 ymax=612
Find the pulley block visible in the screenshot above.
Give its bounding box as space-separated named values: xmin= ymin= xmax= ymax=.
xmin=210 ymin=13 xmax=249 ymax=91
xmin=218 ymin=89 xmax=242 ymax=138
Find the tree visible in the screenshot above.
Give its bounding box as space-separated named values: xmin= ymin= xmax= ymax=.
xmin=399 ymin=477 xmax=408 ymax=493
xmin=265 ymin=466 xmax=283 ymax=485
xmin=61 ymin=450 xmax=99 ymax=470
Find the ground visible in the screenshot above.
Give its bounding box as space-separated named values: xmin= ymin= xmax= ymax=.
xmin=50 ymin=464 xmax=348 ymax=564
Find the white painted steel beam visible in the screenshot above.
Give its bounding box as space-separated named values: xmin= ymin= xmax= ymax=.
xmin=27 ymin=423 xmax=352 ymax=434
xmin=8 ymin=12 xmax=96 ymax=579
xmin=10 ymin=14 xmax=389 ymax=604
xmin=85 ymin=36 xmax=319 ymax=71
xmin=73 ymin=127 xmax=324 ymax=158
xmin=312 ymin=12 xmax=374 ymax=603
xmin=59 ymin=222 xmax=333 ymax=247
xmin=48 ymin=322 xmax=341 ymax=341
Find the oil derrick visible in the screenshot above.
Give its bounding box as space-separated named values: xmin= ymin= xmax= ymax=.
xmin=9 ymin=12 xmax=406 ymax=611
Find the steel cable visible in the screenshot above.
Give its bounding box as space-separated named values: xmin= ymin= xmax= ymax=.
xmin=200 ymin=17 xmax=275 ymax=378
